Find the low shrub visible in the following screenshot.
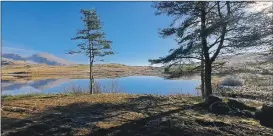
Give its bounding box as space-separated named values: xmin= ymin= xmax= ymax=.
xmin=219 ymin=76 xmax=244 ymax=87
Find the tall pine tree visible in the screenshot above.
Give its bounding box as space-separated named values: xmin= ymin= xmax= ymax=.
xmin=68 ymin=9 xmax=113 ymax=94
xmin=149 ymin=2 xmax=272 ymax=98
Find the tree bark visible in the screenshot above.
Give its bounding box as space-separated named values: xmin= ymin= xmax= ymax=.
xmin=204 ymin=60 xmax=212 ymax=97
xmin=202 ymin=1 xmax=230 ymax=98
xmin=200 ymin=54 xmax=205 ymax=98
xmin=89 ymin=56 xmax=94 ymax=94
xmin=90 ymin=62 xmax=94 ymax=94
xmin=89 ymin=39 xmax=95 ymax=94
xmin=200 ymin=2 xmax=212 ymax=98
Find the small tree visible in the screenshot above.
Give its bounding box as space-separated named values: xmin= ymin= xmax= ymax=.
xmin=68 ymin=9 xmax=113 ymax=94
xmin=149 ymin=2 xmax=272 ymax=99
xmin=25 ymin=64 xmax=31 ymax=74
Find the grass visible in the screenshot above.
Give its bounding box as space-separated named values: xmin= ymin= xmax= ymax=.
xmin=2 ymin=64 xmax=163 ymax=81
xmin=62 ymin=80 xmax=123 ymax=94
xmin=164 ymin=64 xmax=199 ymax=78
xmin=2 ymin=94 xmax=272 ymax=136
xmin=213 ymin=74 xmax=273 ymax=102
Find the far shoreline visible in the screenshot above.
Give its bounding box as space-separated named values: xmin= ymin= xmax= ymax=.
xmin=1 ymin=63 xmax=166 ymax=81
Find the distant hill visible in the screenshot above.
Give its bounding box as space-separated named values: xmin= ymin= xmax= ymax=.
xmin=2 ymin=52 xmax=74 ymax=66
xmin=217 ymin=51 xmax=273 ymax=67
xmin=27 ymin=53 xmax=74 ymax=66
xmin=2 ymin=53 xmax=26 ymax=61
xmin=2 ymin=58 xmax=29 ymax=65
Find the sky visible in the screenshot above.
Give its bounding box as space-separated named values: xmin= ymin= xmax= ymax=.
xmin=2 ymin=2 xmax=177 ymax=66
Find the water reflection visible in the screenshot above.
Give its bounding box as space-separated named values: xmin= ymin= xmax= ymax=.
xmin=29 ymin=79 xmax=72 ymax=90
xmin=2 ymin=82 xmax=26 ymax=90
xmin=2 ymin=76 xmax=201 ymax=96
xmin=2 ymin=79 xmax=71 ymax=91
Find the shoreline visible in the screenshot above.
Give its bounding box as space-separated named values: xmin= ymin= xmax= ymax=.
xmin=1 ymin=64 xmax=165 ymax=81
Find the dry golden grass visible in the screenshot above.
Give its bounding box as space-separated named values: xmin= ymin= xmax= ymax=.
xmin=2 ymin=64 xmax=163 ymax=81
xmin=2 ymin=94 xmax=272 ymax=136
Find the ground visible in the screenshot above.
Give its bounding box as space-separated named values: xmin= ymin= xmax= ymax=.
xmin=213 ymin=74 xmax=273 ymax=103
xmin=211 ymin=52 xmax=273 ymax=102
xmin=1 ymin=94 xmax=272 ymax=136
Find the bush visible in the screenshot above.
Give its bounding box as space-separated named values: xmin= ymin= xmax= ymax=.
xmin=64 ymin=80 xmax=122 ymax=94
xmin=219 ymin=76 xmax=244 ymax=86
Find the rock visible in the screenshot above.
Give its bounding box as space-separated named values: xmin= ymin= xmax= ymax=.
xmin=209 ymin=101 xmax=230 ymax=115
xmin=243 ymin=110 xmax=255 ymax=118
xmin=228 ymin=108 xmax=244 ymax=116
xmin=160 ymin=117 xmax=168 ymax=122
xmin=206 ymin=95 xmax=222 ymax=106
xmin=255 ymin=103 xmax=273 ymax=128
xmin=229 ymin=109 xmax=255 ymax=118
xmin=195 ymin=119 xmax=226 ymax=127
xmin=28 ymin=123 xmax=51 ymax=133
xmin=227 ymin=99 xmax=256 ymax=111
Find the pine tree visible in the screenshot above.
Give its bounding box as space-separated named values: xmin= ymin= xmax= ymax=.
xmin=68 ymin=9 xmax=113 ymax=94
xmin=149 ymin=2 xmax=272 ymax=98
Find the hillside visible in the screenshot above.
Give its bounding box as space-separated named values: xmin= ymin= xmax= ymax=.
xmin=217 ymin=51 xmax=273 ymax=67
xmin=2 ymin=58 xmax=30 ymax=65
xmin=27 ymin=53 xmax=73 ymax=66
xmin=2 ymin=64 xmax=164 ymax=81
xmin=166 ymin=51 xmax=273 ymax=75
xmin=215 ymin=51 xmax=273 ymax=74
xmin=2 ymin=53 xmax=26 ymax=61
xmin=2 ymin=52 xmax=74 ymax=66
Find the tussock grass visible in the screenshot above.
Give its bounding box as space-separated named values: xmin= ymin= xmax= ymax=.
xmin=219 ymin=76 xmax=243 ymax=86
xmin=213 ymin=74 xmax=273 ymax=102
xmin=63 ymin=80 xmax=123 ymax=94
xmin=2 ymin=94 xmax=272 ymax=136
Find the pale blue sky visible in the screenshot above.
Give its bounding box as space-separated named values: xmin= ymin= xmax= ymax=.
xmin=2 ymin=2 xmax=177 ymax=66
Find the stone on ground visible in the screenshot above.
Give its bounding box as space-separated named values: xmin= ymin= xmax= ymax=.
xmin=255 ymin=103 xmax=273 ymax=128
xmin=206 ymin=95 xmax=222 ymax=106
xmin=227 ymin=99 xmax=256 ymax=111
xmin=209 ymin=101 xmax=230 ymax=115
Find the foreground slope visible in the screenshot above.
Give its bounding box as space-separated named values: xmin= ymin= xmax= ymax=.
xmin=2 ymin=94 xmax=272 ymax=136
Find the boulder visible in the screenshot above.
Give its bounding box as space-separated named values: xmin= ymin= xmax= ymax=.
xmin=209 ymin=101 xmax=230 ymax=115
xmin=229 ymin=109 xmax=255 ymax=118
xmin=242 ymin=110 xmax=255 ymax=118
xmin=227 ymin=99 xmax=256 ymax=111
xmin=255 ymin=103 xmax=273 ymax=128
xmin=206 ymin=95 xmax=222 ymax=106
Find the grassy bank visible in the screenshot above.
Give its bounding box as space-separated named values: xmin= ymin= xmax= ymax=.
xmin=2 ymin=64 xmax=164 ymax=81
xmin=2 ymin=94 xmax=272 ymax=136
xmin=211 ymin=74 xmax=273 ymax=102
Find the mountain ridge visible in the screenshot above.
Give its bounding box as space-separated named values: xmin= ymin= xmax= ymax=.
xmin=2 ymin=52 xmax=74 ymax=66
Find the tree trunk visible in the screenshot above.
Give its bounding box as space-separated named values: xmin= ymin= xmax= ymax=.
xmin=200 ymin=59 xmax=205 ymax=98
xmin=89 ymin=57 xmax=94 ymax=94
xmin=89 ymin=38 xmax=95 ymax=94
xmin=204 ymin=60 xmax=212 ymax=98
xmin=200 ymin=2 xmax=211 ymax=98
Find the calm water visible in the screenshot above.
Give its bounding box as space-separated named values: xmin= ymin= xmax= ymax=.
xmin=2 ymin=76 xmax=201 ymax=96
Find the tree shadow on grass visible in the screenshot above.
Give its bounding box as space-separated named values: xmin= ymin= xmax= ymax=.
xmin=2 ymin=95 xmax=272 ymax=136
